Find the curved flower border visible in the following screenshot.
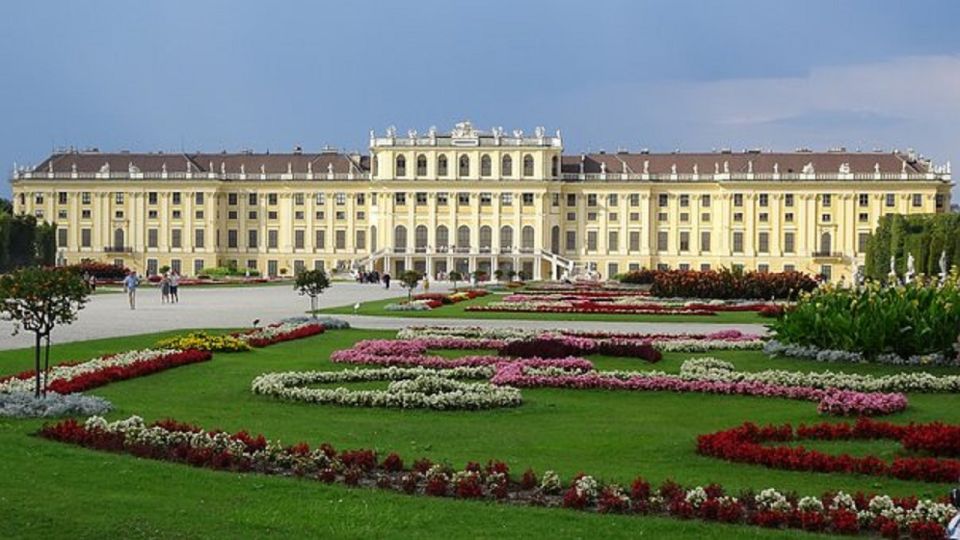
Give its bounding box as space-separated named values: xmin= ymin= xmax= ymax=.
xmin=697 ymin=418 xmax=960 ymax=483
xmin=38 ymin=415 xmax=957 ymax=538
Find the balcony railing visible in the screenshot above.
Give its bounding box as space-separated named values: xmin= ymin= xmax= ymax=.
xmin=103 ymin=246 xmax=133 ymax=253
xmin=812 ymin=251 xmax=843 ymax=259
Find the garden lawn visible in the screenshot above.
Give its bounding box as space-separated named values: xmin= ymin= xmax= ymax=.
xmin=318 ymin=293 xmax=765 ymax=323
xmin=2 ymin=329 xmax=959 ymax=539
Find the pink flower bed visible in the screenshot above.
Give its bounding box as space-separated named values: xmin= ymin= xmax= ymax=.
xmin=489 ymin=362 xmax=907 ymax=417
xmin=329 ymin=339 xmax=594 ymax=371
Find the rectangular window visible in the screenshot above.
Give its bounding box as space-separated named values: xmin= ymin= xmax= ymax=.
xmin=172 ymin=210 xmax=182 ymax=219
xmin=732 ymin=231 xmax=744 ymax=253
xmin=437 ymin=192 xmax=449 ymax=205
xmin=586 ymin=231 xmax=598 ymax=251
xmin=587 ymin=212 xmax=597 ymax=221
xmin=587 ymin=194 xmax=598 ymax=207
xmin=335 ymin=230 xmax=346 ymax=250
xmin=81 ymin=228 xmax=91 ymax=248
xmin=248 ymin=230 xmax=258 ymax=249
xmin=821 ymin=213 xmax=831 ymax=223
xmin=315 ymin=193 xmax=326 ymax=205
xmin=657 ymin=231 xmax=669 ymax=252
xmin=248 ymin=211 xmax=257 ymax=220
xmin=658 ymin=212 xmax=667 ymax=222
xmin=500 ymin=193 xmax=513 ymax=205
xmin=608 ymin=263 xmax=619 ymax=278
xmin=315 ymin=211 xmax=324 ymax=220
xmin=480 ymin=193 xmax=492 ymax=206
xmin=912 ymin=194 xmax=923 ymax=207
xmin=228 ymin=230 xmax=238 ymax=248
xmin=172 ymin=192 xmax=182 ymax=205
xmin=268 ymin=193 xmax=278 ymax=205
xmin=57 ymin=228 xmax=68 ymax=247
xmin=784 ymin=194 xmax=794 ymax=207
xmin=733 ymin=193 xmax=743 ymax=207
xmin=458 ymin=193 xmax=470 ymax=205
xmin=315 ymin=230 xmax=326 ymax=249
xmin=523 ymin=193 xmax=535 ymax=205
xmin=171 ymin=229 xmax=182 ymax=249
xmin=195 ymin=229 xmax=205 ymax=248
xmin=609 ymin=212 xmax=618 ymax=221
xmin=147 ymin=229 xmax=158 ymax=248
xmin=733 ymin=212 xmax=743 ymax=222
xmin=268 ymin=230 xmax=279 ymax=249
xmin=658 ymin=194 xmax=668 ymax=207
xmin=784 ymin=264 xmax=796 ymax=272
xmin=81 ymin=192 xmax=91 ymax=204
xmin=758 ymin=264 xmax=769 ymax=273
xmin=886 ymin=193 xmax=895 ymax=207
xmin=607 ymin=193 xmax=618 ymax=206
xmin=356 ymin=193 xmax=365 ymax=206
xmin=629 ymin=231 xmax=641 ymax=251
xmin=248 ymin=193 xmax=258 ymax=206
xmin=858 ymin=232 xmax=870 ymax=252
xmin=679 ymin=194 xmax=689 ymax=207
xmin=758 ymin=193 xmax=768 ymax=207
xmin=552 ymin=193 xmax=560 ymax=207
xmin=567 ymin=194 xmax=577 ymax=206
xmin=758 ymin=212 xmax=768 ymax=223
xmin=608 ymin=230 xmax=619 ymax=252
xmin=194 ymin=259 xmax=204 ymax=276
xmin=394 ymin=193 xmax=406 ymax=206
xmin=355 ymin=229 xmax=366 ymax=250
xmin=701 ymin=194 xmax=711 ymax=207
xmin=701 ymin=212 xmax=711 ymax=223
xmin=293 ymin=193 xmax=304 ymax=206
xmin=700 ymin=231 xmax=711 ymax=252
xmin=783 ymin=232 xmax=795 ymax=253
xmin=859 ymin=194 xmax=869 ymax=207
xmin=821 ymin=194 xmax=831 ymax=207
xmin=859 ymin=212 xmax=869 ymax=223
xmin=679 ymin=231 xmax=690 ymax=251
xmin=148 ymin=192 xmax=158 ymax=205
xmin=228 ymin=193 xmax=238 ymax=205
xmin=565 ymin=230 xmax=576 ymax=251
xmin=295 ymin=229 xmax=305 ymax=249
xmin=629 ymin=194 xmax=640 ymax=207
xmin=195 ymin=192 xmax=205 ymax=205
xmin=630 ymin=212 xmax=640 ymax=221
xmin=680 ymin=212 xmax=689 ymax=222
xmin=567 ymin=212 xmax=576 ymax=221
xmin=784 ymin=212 xmax=794 ymax=222
xmin=758 ymin=231 xmax=769 ymax=253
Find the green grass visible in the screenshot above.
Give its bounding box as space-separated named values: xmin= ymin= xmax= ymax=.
xmin=319 ymin=293 xmax=766 ymax=323
xmin=2 ymin=330 xmax=959 ymax=539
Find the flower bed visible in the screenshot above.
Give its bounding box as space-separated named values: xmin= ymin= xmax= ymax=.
xmin=233 ymin=321 xmax=326 ymax=347
xmin=156 ymin=332 xmax=252 ymax=352
xmin=330 ymin=338 xmax=594 ymax=370
xmin=697 ymin=419 xmax=960 ymax=484
xmin=490 ymin=361 xmax=907 ymax=417
xmin=252 ymin=366 xmax=522 ymax=410
xmin=0 ymin=348 xmax=212 ymax=395
xmin=386 ymin=289 xmax=490 ymax=312
xmin=465 ymin=291 xmax=777 ymax=316
xmin=0 ymin=391 xmax=112 ymax=418
xmin=764 ymin=340 xmax=956 ymax=367
xmin=39 ymin=415 xmax=957 ymax=538
xmin=649 ymin=269 xmax=818 ymax=300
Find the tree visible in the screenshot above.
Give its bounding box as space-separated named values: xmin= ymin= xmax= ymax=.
xmin=294 ymin=269 xmax=330 ymax=318
xmin=35 ymin=221 xmax=57 ymax=266
xmin=399 ymin=270 xmax=422 ymax=301
xmin=494 ymin=269 xmax=504 ymax=282
xmin=0 ymin=267 xmax=90 ymax=397
xmin=448 ymin=270 xmax=462 ymax=291
xmin=0 ymin=197 xmax=11 ymax=215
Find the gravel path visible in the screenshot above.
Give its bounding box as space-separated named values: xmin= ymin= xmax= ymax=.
xmin=0 ymin=283 xmax=768 ymax=350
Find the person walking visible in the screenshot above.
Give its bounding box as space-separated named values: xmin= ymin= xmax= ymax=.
xmin=169 ymin=270 xmax=180 ymax=303
xmin=382 ymin=273 xmax=391 ymax=289
xmin=123 ymin=271 xmax=140 ymax=310
xmin=159 ymin=272 xmax=171 ymax=304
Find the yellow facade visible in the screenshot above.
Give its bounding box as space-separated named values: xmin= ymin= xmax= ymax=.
xmin=9 ymin=122 xmax=953 ymax=281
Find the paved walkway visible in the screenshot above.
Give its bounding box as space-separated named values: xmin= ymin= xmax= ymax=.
xmin=0 ymin=283 xmax=767 ymax=350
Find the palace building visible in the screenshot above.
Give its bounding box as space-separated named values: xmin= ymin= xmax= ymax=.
xmin=9 ymin=121 xmax=954 ymax=281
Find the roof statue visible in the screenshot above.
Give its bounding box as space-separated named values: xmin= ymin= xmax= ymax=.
xmin=286 ymin=162 xmax=292 ymax=174
xmin=723 ymin=161 xmax=729 ymax=174
xmin=643 ymin=160 xmax=649 ymax=174
xmin=802 ymin=162 xmax=814 ymax=174
xmin=773 ymin=163 xmax=779 ymax=174
xmin=692 ymin=163 xmax=698 ymax=175
xmin=874 ymin=162 xmax=881 ymax=174
xmin=221 ymin=162 xmax=226 ymax=175
xmin=747 ymin=160 xmax=753 ymax=174
xmin=839 ymin=162 xmax=850 ymax=174
xmin=386 ymin=125 xmax=396 ymax=138
xmin=304 ymin=162 xmax=309 ymax=174
xmin=534 ymin=126 xmax=545 ymax=138
xmin=452 ymin=121 xmax=476 ymax=138
xmin=670 ymin=163 xmax=677 ymax=175
xmin=327 ymin=162 xmax=334 ymax=174
xmin=128 ymin=162 xmax=139 ymax=174
xmin=407 ymin=129 xmax=417 ymax=139
xmin=72 ymin=163 xmax=78 ymax=174
xmin=48 ymin=161 xmax=53 ymax=173
xmin=512 ymin=129 xmax=523 ymax=138
xmin=99 ymin=162 xmax=110 ymax=173
xmin=600 ymin=161 xmax=607 ymax=174
xmin=241 ymin=163 xmax=246 ymax=175
xmin=161 ymin=162 xmax=167 ymax=174
xmin=902 ymin=160 xmax=907 ymax=173
xmin=260 ymin=164 xmax=265 ymax=174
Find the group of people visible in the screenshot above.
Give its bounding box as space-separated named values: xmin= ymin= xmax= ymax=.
xmin=121 ymin=270 xmax=181 ymax=310
xmin=355 ymin=269 xmax=392 ymax=289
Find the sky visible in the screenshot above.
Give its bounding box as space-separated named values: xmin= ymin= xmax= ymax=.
xmin=1 ymin=0 xmax=959 ymax=198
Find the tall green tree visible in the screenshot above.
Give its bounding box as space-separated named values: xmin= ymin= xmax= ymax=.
xmin=0 ymin=197 xmax=11 ymax=215
xmin=0 ymin=267 xmax=90 ymax=397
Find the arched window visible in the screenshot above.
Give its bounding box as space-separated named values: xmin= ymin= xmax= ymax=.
xmin=113 ymin=228 xmax=125 ymax=249
xmin=480 ymin=155 xmax=492 ymax=177
xmin=415 ymin=225 xmax=428 ymax=252
xmin=457 ymin=225 xmax=471 ymax=249
xmin=479 ymin=225 xmax=492 ymax=252
xmin=551 ymin=225 xmax=560 ymax=253
xmin=551 ymin=156 xmax=559 ymax=177
xmin=437 ymin=155 xmax=448 ymax=176
xmin=502 ymin=155 xmax=513 ymax=177
xmin=500 ymin=225 xmax=513 ymax=252
xmin=521 ymin=225 xmax=535 ymax=251
xmin=523 ymin=154 xmax=534 ymax=177
xmin=459 ymin=155 xmax=470 ymax=176
xmin=395 ymin=155 xmax=406 ymax=177
xmin=370 ymin=225 xmax=377 ymax=252
xmin=416 ymin=155 xmax=427 ymax=176
xmin=394 ymin=225 xmax=407 ymax=252
xmin=436 ymin=225 xmax=449 ymax=252
xmin=820 ymin=232 xmax=832 ymax=254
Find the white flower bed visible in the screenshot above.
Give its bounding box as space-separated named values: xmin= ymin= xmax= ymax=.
xmin=0 ymin=349 xmax=181 ymax=394
xmin=384 ymin=301 xmax=433 ymax=311
xmin=764 ymin=340 xmax=956 ymax=367
xmin=0 ymin=391 xmax=112 ymax=418
xmin=251 ymin=366 xmax=521 ymax=410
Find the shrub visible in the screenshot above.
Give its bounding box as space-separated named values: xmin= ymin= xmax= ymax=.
xmin=0 ymin=391 xmax=112 ymax=418
xmin=200 ymin=266 xmax=261 ymax=278
xmin=617 ymin=269 xmax=658 ymax=285
xmin=770 ymin=279 xmax=960 ymax=360
xmin=68 ymin=261 xmax=130 ymax=280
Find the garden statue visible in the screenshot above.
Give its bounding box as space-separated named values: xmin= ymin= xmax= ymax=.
xmin=851 ymin=259 xmax=862 ymax=287
xmin=888 ymin=255 xmax=898 ymax=283
xmin=940 ymin=250 xmax=948 ymax=283
xmin=905 ymin=253 xmax=916 ymax=283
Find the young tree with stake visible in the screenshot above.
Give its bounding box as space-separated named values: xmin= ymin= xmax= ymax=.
xmin=294 ymin=269 xmax=331 ymax=318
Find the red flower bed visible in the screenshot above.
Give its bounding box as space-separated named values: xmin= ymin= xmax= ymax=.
xmin=38 ymin=417 xmax=953 ymax=538
xmin=233 ymin=323 xmax=325 ymax=348
xmin=650 ymin=269 xmax=818 ymax=300
xmin=46 ymin=349 xmax=212 ymax=394
xmin=697 ymin=418 xmax=960 ymax=483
